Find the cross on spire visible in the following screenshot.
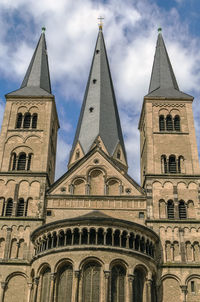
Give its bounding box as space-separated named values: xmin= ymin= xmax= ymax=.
xmin=98 ymin=16 xmax=104 ymax=30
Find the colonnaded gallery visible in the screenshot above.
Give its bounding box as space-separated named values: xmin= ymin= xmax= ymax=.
xmin=0 ymin=24 xmax=200 ymax=302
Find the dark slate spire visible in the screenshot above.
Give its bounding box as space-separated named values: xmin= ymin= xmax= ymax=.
xmin=146 ymin=30 xmax=193 ymax=99
xmin=69 ymin=27 xmax=127 ymax=167
xmin=7 ymin=29 xmax=52 ymax=96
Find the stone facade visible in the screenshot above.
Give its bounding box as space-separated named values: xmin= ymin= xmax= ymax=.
xmin=0 ymin=29 xmax=200 ymax=302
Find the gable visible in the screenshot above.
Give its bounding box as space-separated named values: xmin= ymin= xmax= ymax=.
xmin=48 ymin=148 xmax=144 ymax=197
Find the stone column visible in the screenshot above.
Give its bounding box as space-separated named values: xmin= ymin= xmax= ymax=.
xmin=4 ymin=227 xmax=12 ymax=260
xmin=146 ymin=279 xmax=152 ymax=302
xmin=49 ymin=273 xmax=56 ymax=302
xmin=0 ymin=282 xmax=7 ymax=302
xmin=72 ymin=270 xmax=80 ymax=302
xmin=27 ymin=282 xmax=33 ymax=302
xmin=128 ymin=275 xmax=134 ymax=302
xmin=180 ymin=285 xmax=187 ymax=302
xmin=104 ymin=271 xmax=110 ymax=302
xmin=33 ymin=277 xmax=39 ymax=302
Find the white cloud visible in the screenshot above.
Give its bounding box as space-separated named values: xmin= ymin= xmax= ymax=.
xmin=0 ymin=0 xmax=200 ymax=183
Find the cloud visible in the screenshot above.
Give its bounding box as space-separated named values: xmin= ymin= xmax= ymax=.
xmin=0 ymin=0 xmax=200 ymax=183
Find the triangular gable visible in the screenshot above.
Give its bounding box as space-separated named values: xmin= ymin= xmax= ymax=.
xmin=48 ymin=147 xmax=144 ymax=196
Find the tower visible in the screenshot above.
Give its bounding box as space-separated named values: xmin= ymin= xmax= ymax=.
xmin=139 ymin=29 xmax=200 ymax=301
xmin=0 ymin=29 xmax=59 ymax=301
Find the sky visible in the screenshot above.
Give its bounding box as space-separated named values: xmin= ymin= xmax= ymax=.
xmin=0 ymin=0 xmax=200 ymax=184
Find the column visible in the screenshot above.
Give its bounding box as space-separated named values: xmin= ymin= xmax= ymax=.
xmin=0 ymin=282 xmax=7 ymax=302
xmin=72 ymin=270 xmax=80 ymax=302
xmin=27 ymin=282 xmax=33 ymax=302
xmin=4 ymin=227 xmax=12 ymax=260
xmin=128 ymin=275 xmax=134 ymax=302
xmin=104 ymin=271 xmax=110 ymax=302
xmin=146 ymin=279 xmax=152 ymax=302
xmin=49 ymin=273 xmax=56 ymax=302
xmin=33 ymin=277 xmax=39 ymax=302
xmin=180 ymin=285 xmax=187 ymax=302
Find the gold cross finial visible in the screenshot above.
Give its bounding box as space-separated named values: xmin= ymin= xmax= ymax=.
xmin=98 ymin=16 xmax=104 ymax=30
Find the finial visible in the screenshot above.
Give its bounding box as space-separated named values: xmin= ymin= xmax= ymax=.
xmin=98 ymin=16 xmax=104 ymax=30
xmin=158 ymin=27 xmax=162 ymax=33
xmin=42 ymin=27 xmax=46 ymax=33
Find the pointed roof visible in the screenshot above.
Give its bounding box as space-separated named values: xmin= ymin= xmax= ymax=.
xmin=7 ymin=30 xmax=53 ymax=97
xmin=146 ymin=30 xmax=193 ymax=99
xmin=69 ymin=28 xmax=127 ymax=163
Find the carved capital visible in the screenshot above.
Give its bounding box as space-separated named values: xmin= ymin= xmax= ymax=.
xmin=180 ymin=285 xmax=187 ymax=293
xmin=34 ymin=277 xmax=40 ymax=285
xmin=128 ymin=274 xmax=134 ymax=283
xmin=50 ymin=273 xmax=57 ymax=281
xmin=104 ymin=271 xmax=110 ymax=279
xmin=1 ymin=281 xmax=7 ymax=290
xmin=74 ymin=270 xmax=80 ymax=278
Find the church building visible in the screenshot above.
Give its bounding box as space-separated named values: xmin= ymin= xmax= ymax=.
xmin=0 ymin=23 xmax=200 ymax=302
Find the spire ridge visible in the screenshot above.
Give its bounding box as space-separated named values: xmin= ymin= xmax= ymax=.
xmin=146 ymin=32 xmax=192 ymax=99
xmin=7 ymin=31 xmax=52 ymax=97
xmin=69 ymin=29 xmax=127 ymax=170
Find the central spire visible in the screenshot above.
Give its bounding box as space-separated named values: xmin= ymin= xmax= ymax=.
xmin=69 ymin=28 xmax=127 ymax=170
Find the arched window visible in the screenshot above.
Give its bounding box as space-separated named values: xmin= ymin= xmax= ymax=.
xmin=133 ymin=268 xmax=146 ymax=302
xmin=161 ymin=155 xmax=167 ymax=173
xmin=57 ymin=264 xmax=73 ymax=302
xmin=179 ymin=200 xmax=187 ymax=219
xmin=159 ymin=115 xmax=165 ymax=131
xmin=40 ymin=267 xmax=51 ymax=302
xmin=75 ymin=150 xmax=80 ymax=160
xmin=82 ymin=262 xmax=101 ymax=302
xmin=17 ymin=153 xmax=26 ymax=170
xmin=111 ymin=264 xmax=126 ymax=302
xmin=32 ymin=113 xmax=38 ymax=129
xmin=174 ymin=115 xmax=180 ymax=131
xmin=1 ymin=198 xmax=5 ymax=216
xmin=169 ymin=155 xmax=176 ymax=173
xmin=166 ymin=115 xmax=173 ymax=131
xmin=16 ymin=113 xmax=23 ymax=128
xmin=16 ymin=198 xmax=25 ymax=216
xmin=23 ymin=113 xmax=31 ymax=128
xmin=27 ymin=154 xmax=32 ymax=170
xmin=5 ymin=198 xmax=13 ymax=216
xmin=11 ymin=153 xmax=17 ymax=171
xmin=167 ymin=200 xmax=174 ymax=219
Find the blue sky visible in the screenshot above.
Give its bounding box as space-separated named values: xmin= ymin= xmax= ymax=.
xmin=0 ymin=0 xmax=200 ymax=183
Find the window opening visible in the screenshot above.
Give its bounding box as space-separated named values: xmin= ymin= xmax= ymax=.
xmin=93 ymin=79 xmax=97 ymax=84
xmin=166 ymin=115 xmax=173 ymax=131
xmin=89 ymin=107 xmax=94 ymax=113
xmin=179 ymin=200 xmax=187 ymax=219
xmin=96 ymin=50 xmax=99 ymax=54
xmin=169 ymin=155 xmax=176 ymax=173
xmin=167 ymin=200 xmax=174 ymax=219
xmin=5 ymin=199 xmax=13 ymax=216
xmin=191 ymin=281 xmax=195 ymax=293
xmin=32 ymin=113 xmax=38 ymax=129
xmin=159 ymin=115 xmax=165 ymax=131
xmin=117 ymin=150 xmax=121 ymax=159
xmin=23 ymin=113 xmax=31 ymax=128
xmin=17 ymin=153 xmax=26 ymax=170
xmin=16 ymin=198 xmax=25 ymax=216
xmin=16 ymin=113 xmax=22 ymax=129
xmin=174 ymin=115 xmax=180 ymax=131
